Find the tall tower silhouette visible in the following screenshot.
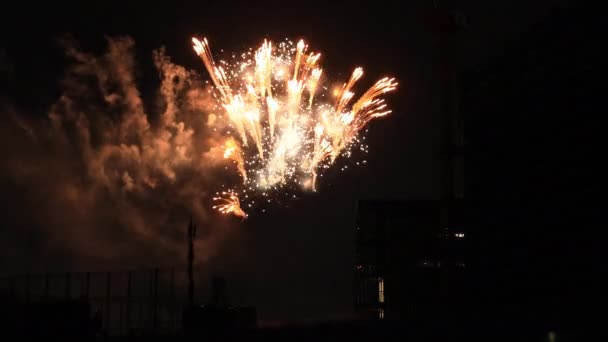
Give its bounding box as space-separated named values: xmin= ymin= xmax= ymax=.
xmin=428 ymin=0 xmax=466 ymax=227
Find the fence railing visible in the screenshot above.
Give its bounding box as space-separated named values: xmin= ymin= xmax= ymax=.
xmin=0 ymin=267 xmax=211 ymax=336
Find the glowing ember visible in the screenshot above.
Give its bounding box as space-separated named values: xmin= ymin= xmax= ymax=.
xmin=213 ymin=191 xmax=247 ymax=219
xmin=223 ymin=138 xmax=247 ymax=183
xmin=193 ymin=37 xmax=397 ymax=217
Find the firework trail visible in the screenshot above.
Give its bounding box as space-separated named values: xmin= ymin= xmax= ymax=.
xmin=223 ymin=137 xmax=247 ymax=183
xmin=193 ymin=37 xmax=397 ymax=217
xmin=213 ymin=191 xmax=247 ymax=219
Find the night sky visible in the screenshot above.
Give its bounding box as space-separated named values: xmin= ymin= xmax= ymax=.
xmin=1 ymin=0 xmax=572 ymax=324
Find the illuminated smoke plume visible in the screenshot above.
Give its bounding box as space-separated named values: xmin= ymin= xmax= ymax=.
xmin=0 ymin=36 xmax=234 ymax=269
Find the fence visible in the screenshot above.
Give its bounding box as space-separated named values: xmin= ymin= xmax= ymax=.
xmin=0 ymin=267 xmax=208 ymax=336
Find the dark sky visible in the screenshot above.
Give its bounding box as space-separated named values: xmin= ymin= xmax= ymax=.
xmin=1 ymin=0 xmax=570 ymax=324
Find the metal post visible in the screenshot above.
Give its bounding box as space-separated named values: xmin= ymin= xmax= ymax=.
xmin=139 ymin=288 xmax=144 ymax=333
xmin=118 ymin=273 xmax=124 ymax=334
xmin=105 ymin=272 xmax=111 ymax=334
xmin=24 ymin=274 xmax=30 ymax=334
xmin=126 ymin=271 xmax=132 ymax=333
xmin=25 ymin=274 xmax=31 ymax=303
xmin=65 ymin=272 xmax=71 ymax=300
xmin=171 ymin=267 xmax=176 ymax=332
xmin=44 ymin=273 xmax=50 ymax=299
xmin=85 ymin=272 xmax=91 ymax=299
xmin=187 ymin=218 xmax=197 ymax=307
xmin=8 ymin=276 xmax=15 ymax=298
xmin=152 ymin=268 xmax=159 ymax=334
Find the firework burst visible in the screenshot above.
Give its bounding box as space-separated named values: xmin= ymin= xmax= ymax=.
xmin=193 ymin=37 xmax=397 ymax=217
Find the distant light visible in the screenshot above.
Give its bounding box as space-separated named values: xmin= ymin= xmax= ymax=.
xmin=454 ymin=233 xmax=465 ymax=238
xmin=378 ymin=277 xmax=385 ymax=303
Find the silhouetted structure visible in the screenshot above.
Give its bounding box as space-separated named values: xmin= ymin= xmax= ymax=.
xmin=1 ymin=268 xmax=183 ymax=336
xmin=211 ymin=276 xmax=227 ymax=307
xmin=427 ymin=1 xmax=466 ymax=206
xmin=182 ymin=217 xmax=258 ymax=336
xmin=354 ymin=2 xmax=469 ymax=325
xmin=182 ymin=276 xmax=257 ymax=337
xmin=26 ymin=298 xmax=94 ymax=337
xmin=354 ymin=200 xmax=467 ymax=323
xmin=187 ymin=217 xmax=197 ymax=307
xmin=464 ymin=3 xmax=602 ymax=334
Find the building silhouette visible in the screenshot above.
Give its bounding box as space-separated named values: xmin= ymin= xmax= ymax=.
xmin=354 ymin=3 xmax=467 ymax=324
xmin=354 ymin=200 xmax=467 ymax=322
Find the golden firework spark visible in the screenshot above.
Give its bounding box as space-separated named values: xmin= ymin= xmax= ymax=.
xmin=213 ymin=191 xmax=247 ymax=219
xmin=223 ymin=138 xmax=247 ymax=183
xmin=192 ymin=37 xmax=397 ymax=217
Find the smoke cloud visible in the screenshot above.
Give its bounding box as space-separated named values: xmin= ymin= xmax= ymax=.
xmin=0 ymin=36 xmax=238 ymax=272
